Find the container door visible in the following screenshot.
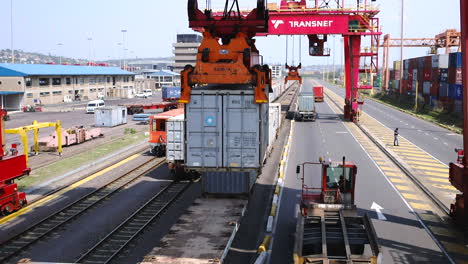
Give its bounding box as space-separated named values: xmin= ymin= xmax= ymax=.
xmin=167 ymin=120 xmax=184 ymax=161
xmin=223 ymin=94 xmax=259 ymax=168
xmin=186 ymin=94 xmax=222 ymax=167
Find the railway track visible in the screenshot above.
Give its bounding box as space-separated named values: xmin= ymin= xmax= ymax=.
xmin=324 ymin=90 xmax=450 ymax=216
xmin=0 ymin=156 xmax=165 ymax=263
xmin=75 ymin=180 xmax=191 ymax=264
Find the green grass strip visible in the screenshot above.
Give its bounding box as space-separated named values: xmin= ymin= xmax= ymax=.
xmin=18 ymin=131 xmax=147 ymax=190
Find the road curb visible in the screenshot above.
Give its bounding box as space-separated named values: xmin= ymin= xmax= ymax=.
xmin=254 ymin=119 xmax=295 ymax=263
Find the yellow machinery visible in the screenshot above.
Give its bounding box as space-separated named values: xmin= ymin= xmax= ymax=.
xmin=5 ymin=120 xmax=62 ymax=164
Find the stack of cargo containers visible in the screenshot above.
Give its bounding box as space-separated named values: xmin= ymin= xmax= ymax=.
xmin=448 ymin=52 xmax=463 ymax=113
xmin=391 ymin=52 xmax=461 ymax=112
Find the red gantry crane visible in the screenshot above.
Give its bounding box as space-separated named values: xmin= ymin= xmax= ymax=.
xmin=449 ymin=0 xmax=468 ymax=232
xmin=0 ymin=109 xmax=30 ymax=215
xmin=266 ymin=0 xmax=382 ymax=121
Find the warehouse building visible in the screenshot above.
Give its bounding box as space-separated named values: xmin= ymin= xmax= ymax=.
xmin=173 ymin=34 xmax=202 ymax=73
xmin=0 ymin=63 xmax=135 ymax=109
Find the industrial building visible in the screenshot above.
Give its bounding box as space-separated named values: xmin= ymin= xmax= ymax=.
xmin=0 ymin=63 xmax=135 ymax=109
xmin=172 ymin=34 xmax=202 ymax=73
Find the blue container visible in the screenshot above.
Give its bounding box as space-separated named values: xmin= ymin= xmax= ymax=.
xmin=417 ymin=57 xmax=425 ymax=69
xmin=439 ymin=82 xmax=449 ymax=97
xmin=440 ymin=68 xmax=449 ymax=82
xmin=449 ymin=52 xmax=462 ymax=68
xmin=162 ymin=86 xmax=181 ymax=101
xmin=449 ymin=84 xmax=463 ymax=100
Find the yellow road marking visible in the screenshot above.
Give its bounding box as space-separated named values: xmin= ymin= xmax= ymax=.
xmin=398 ymin=152 xmax=432 ymax=158
xmin=409 ymin=202 xmax=432 ymax=211
xmin=427 ymin=177 xmax=450 ymax=183
xmin=411 ymin=166 xmax=449 ymax=173
xmin=380 ymin=166 xmax=398 ymax=171
xmin=384 ymin=172 xmax=402 ymax=177
xmin=395 ymin=185 xmax=411 ymax=191
xmin=392 ymin=149 xmax=427 ymax=155
xmin=388 ymin=177 xmax=404 ymax=183
xmin=422 ymin=171 xmax=449 ymax=177
xmin=0 ymin=154 xmax=141 ymax=225
xmin=406 ymin=160 xmax=447 ymax=168
xmin=403 ymin=156 xmax=440 ymax=163
xmin=431 ymin=184 xmax=458 ymax=191
xmin=401 ymin=193 xmax=423 ymax=201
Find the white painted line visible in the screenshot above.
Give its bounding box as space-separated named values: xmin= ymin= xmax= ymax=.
xmin=434 ymin=137 xmax=439 ymax=140
xmin=336 ymin=131 xmax=348 ymax=134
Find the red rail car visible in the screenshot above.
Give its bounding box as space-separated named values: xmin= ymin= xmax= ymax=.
xmin=120 ymin=102 xmax=179 ymax=115
xmin=0 ymin=109 xmax=31 ymax=215
xmin=148 ymin=108 xmax=184 ymax=156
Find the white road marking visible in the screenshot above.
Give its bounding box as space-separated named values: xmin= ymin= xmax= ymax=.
xmin=444 ymin=142 xmax=448 ymax=146
xmin=371 ymin=202 xmax=387 ymax=221
xmin=446 ymin=133 xmax=457 ymax=136
xmin=336 ymin=131 xmax=348 ymax=134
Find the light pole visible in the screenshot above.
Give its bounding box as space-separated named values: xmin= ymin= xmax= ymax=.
xmin=121 ymin=29 xmax=127 ymax=70
xmin=117 ymin=43 xmax=123 ymax=68
xmin=10 ymin=0 xmax=14 ymax=63
xmin=399 ymin=0 xmax=405 ymax=97
xmin=57 ymin=43 xmax=63 ymax=64
xmin=87 ymin=37 xmax=93 ymax=64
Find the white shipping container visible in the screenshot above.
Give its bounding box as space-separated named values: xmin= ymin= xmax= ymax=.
xmin=166 ymin=114 xmax=185 ymax=162
xmin=439 ymin=54 xmax=449 ymax=68
xmin=422 ymin=82 xmax=431 ymax=95
xmin=268 ymin=103 xmax=281 ymax=154
xmin=185 ymin=87 xmax=269 ymax=170
xmin=94 ymin=106 xmax=127 ymax=127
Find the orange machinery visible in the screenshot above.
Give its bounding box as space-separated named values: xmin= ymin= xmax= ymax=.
xmin=0 ymin=109 xmax=30 ymax=215
xmin=148 ymin=108 xmax=184 ymax=157
xmin=180 ymin=0 xmax=272 ymax=105
xmin=285 ymin=63 xmax=303 ymax=85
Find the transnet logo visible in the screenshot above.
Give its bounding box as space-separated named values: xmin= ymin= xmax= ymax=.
xmin=271 ymin=20 xmax=284 ymax=29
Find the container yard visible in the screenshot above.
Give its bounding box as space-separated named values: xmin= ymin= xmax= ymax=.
xmin=386 ymin=52 xmax=463 ymax=113
xmin=1 ymin=1 xmax=468 ymax=264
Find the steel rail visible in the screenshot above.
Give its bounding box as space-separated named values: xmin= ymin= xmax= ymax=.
xmin=324 ymin=91 xmax=451 ymax=216
xmin=0 ymin=156 xmax=165 ymax=263
xmin=75 ymin=181 xmax=191 ymax=264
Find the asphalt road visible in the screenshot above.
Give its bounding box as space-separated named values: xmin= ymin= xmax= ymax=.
xmin=316 ymin=79 xmax=462 ymax=165
xmin=270 ymin=79 xmax=450 ymax=264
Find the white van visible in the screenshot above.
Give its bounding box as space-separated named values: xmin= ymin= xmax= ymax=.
xmin=143 ymin=89 xmax=153 ymax=97
xmin=86 ymin=100 xmax=105 ymax=114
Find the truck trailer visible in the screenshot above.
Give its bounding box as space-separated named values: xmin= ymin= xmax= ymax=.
xmin=314 ymin=86 xmax=324 ymax=102
xmin=296 ymin=92 xmax=316 ymax=121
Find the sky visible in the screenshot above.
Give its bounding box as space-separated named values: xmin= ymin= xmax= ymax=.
xmin=0 ymin=0 xmax=461 ymax=67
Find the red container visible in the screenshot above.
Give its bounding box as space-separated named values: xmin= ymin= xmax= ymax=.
xmin=408 ymin=71 xmax=414 ymax=80
xmin=406 ymin=80 xmax=413 ymax=92
xmin=423 ymin=68 xmax=432 ymax=81
xmin=432 ymin=68 xmax=440 ymax=82
xmin=431 ymin=79 xmax=440 ymax=96
xmin=448 ymin=68 xmax=462 ymax=84
xmin=424 ymin=56 xmax=432 ymax=69
xmin=410 ymin=58 xmax=418 ymax=69
xmin=418 ymin=69 xmax=424 ymax=81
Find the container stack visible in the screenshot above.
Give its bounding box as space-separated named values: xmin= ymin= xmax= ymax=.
xmin=390 ymin=52 xmax=462 ymax=113
xmin=448 ymin=52 xmax=463 ymax=112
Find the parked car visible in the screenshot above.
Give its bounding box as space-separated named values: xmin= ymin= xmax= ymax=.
xmin=86 ymin=100 xmax=105 ymax=114
xmin=144 ymin=89 xmax=153 ymax=97
xmin=135 ymin=92 xmax=147 ymax=98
